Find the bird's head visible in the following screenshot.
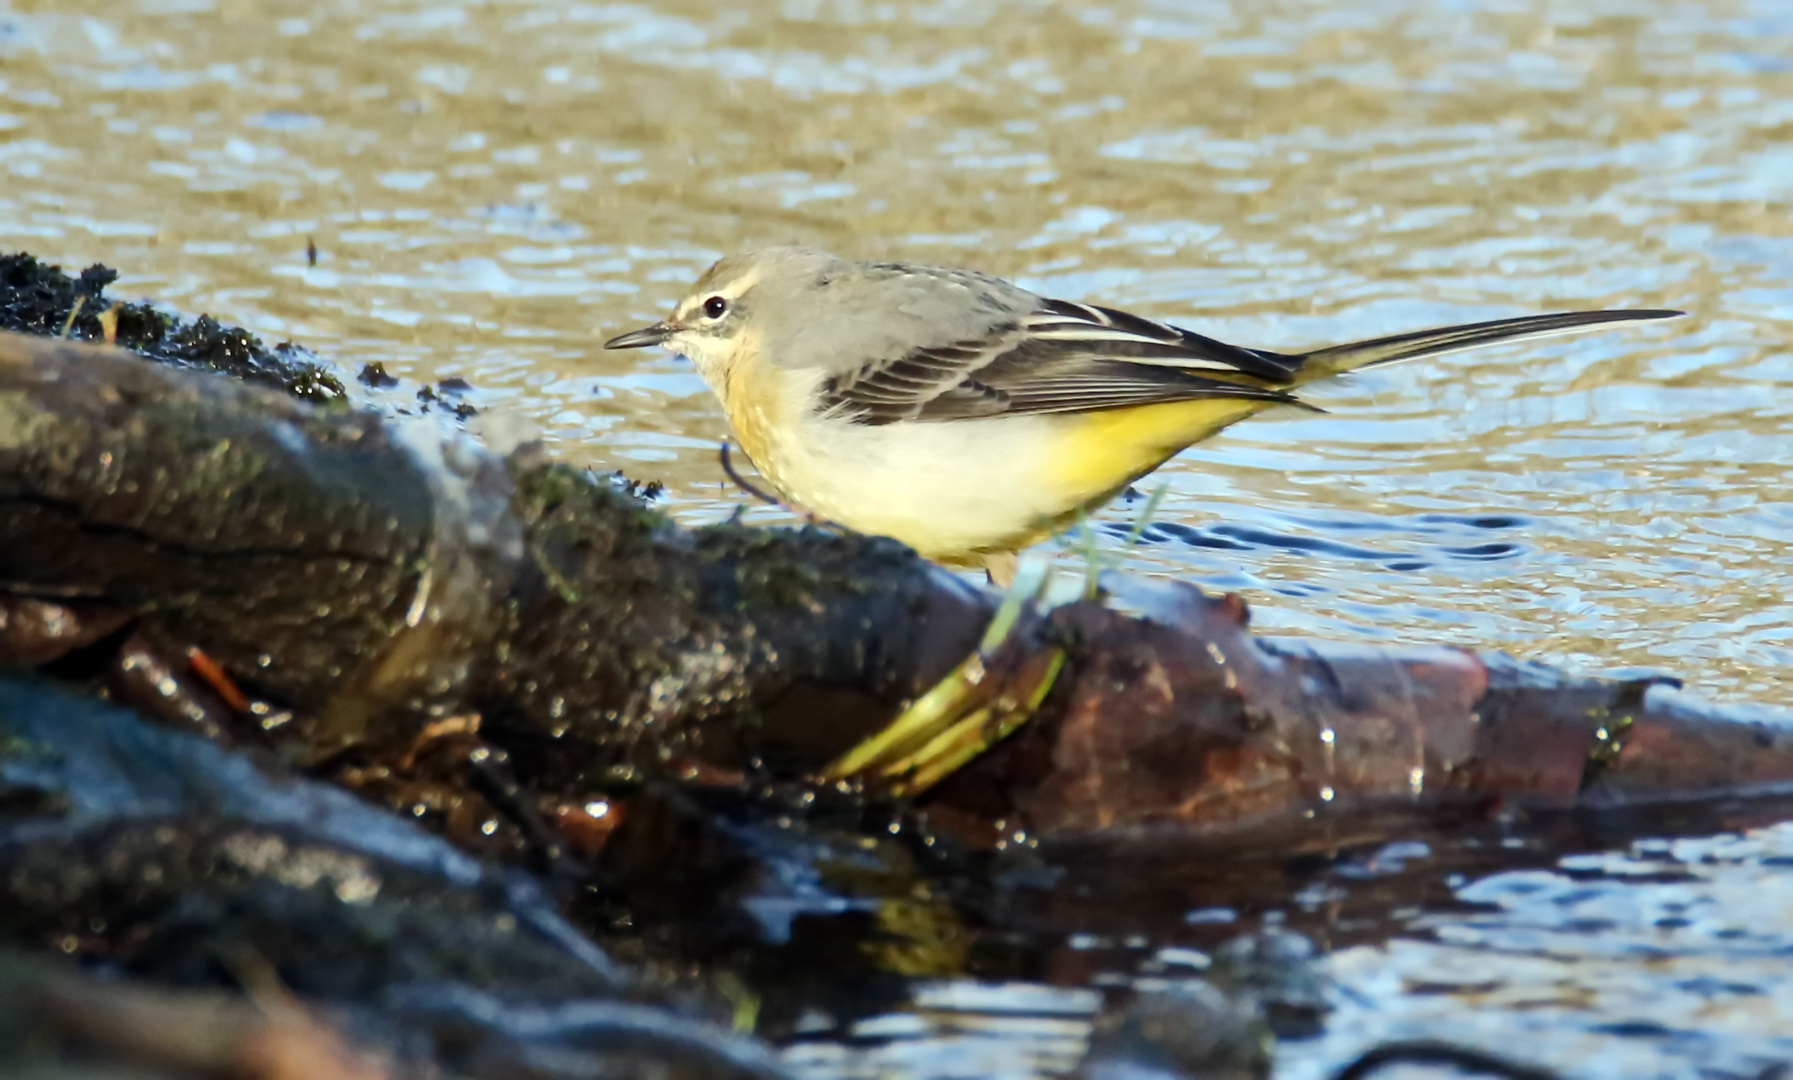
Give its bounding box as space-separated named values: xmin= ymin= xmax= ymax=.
xmin=603 ymin=246 xmax=839 ymax=388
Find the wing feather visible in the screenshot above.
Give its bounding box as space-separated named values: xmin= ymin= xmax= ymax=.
xmin=817 ymin=299 xmax=1303 ymax=426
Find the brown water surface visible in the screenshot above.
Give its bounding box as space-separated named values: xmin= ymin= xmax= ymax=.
xmin=4 ymin=0 xmax=1792 ymax=1075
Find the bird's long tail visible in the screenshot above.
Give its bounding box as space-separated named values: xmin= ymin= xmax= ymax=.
xmin=1283 ymin=308 xmax=1683 ymax=382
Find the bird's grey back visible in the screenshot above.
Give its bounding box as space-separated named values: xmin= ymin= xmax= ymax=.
xmin=745 ymin=250 xmax=1041 ymax=374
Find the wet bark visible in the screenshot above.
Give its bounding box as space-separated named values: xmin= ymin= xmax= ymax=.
xmin=931 ymin=577 xmax=1793 ymax=847
xmin=0 ymin=330 xmax=989 ymax=773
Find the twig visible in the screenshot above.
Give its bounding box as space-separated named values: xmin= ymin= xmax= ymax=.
xmin=60 ymin=296 xmax=86 ymax=338
xmin=1332 ymin=1040 xmax=1563 ymax=1080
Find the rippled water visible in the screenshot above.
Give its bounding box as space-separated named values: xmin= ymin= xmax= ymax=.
xmin=3 ymin=0 xmax=1792 ymax=1075
xmin=784 ymin=812 xmax=1793 ymax=1080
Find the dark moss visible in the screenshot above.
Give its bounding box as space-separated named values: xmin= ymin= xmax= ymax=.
xmin=0 ymin=252 xmax=347 ymax=405
xmin=692 ymin=520 xmax=908 ymax=611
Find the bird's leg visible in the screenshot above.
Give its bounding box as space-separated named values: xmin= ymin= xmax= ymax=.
xmin=983 ymin=551 xmax=1020 ymax=589
xmin=717 ymin=441 xmax=844 ymax=531
xmin=716 ymin=441 xmax=784 ymax=509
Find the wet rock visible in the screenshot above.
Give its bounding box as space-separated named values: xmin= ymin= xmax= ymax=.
xmin=0 ymin=675 xmax=787 ymax=1079
xmin=1207 ymin=931 xmax=1328 ymax=1039
xmin=1080 ymin=981 xmax=1272 ymax=1080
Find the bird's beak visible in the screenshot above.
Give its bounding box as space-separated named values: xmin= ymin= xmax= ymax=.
xmin=603 ymin=322 xmax=676 ymax=350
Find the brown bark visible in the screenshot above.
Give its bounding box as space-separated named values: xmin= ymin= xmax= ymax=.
xmin=934 ymin=576 xmax=1793 ymax=846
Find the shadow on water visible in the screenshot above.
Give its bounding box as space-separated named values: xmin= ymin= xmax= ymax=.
xmin=1115 ymin=507 xmax=1532 ymax=581
xmin=589 ymin=777 xmax=1793 ymax=1080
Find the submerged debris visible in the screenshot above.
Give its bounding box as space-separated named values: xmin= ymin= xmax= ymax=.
xmin=418 ymin=381 xmax=478 ymax=418
xmin=358 ymin=360 xmax=400 ymax=388
xmin=614 ymin=470 xmax=666 ymax=501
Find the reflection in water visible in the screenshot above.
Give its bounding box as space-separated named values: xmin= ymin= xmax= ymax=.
xmin=3 ymin=0 xmax=1792 ymax=1076
xmin=1285 ymin=823 xmax=1793 ymax=1079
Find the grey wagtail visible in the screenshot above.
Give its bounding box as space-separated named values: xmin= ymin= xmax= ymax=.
xmin=605 ymin=246 xmax=1681 ymax=584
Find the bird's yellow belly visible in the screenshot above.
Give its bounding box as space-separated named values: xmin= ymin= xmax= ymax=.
xmin=747 ymin=399 xmax=1276 ymax=566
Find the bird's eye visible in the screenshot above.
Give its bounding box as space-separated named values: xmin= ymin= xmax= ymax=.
xmin=702 ymin=296 xmax=729 ymax=319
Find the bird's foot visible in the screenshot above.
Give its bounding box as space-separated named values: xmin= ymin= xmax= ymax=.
xmin=821 ymin=554 xmax=1064 ymax=796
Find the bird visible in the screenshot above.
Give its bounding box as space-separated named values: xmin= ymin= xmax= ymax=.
xmin=604 ymin=246 xmax=1681 ymax=585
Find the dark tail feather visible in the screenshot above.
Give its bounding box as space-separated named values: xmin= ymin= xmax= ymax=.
xmin=1288 ymin=309 xmax=1684 ymax=380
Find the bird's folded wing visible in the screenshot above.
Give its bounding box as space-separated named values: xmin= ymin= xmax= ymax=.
xmin=817 ymin=298 xmax=1303 ymax=425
